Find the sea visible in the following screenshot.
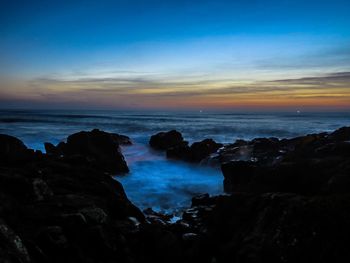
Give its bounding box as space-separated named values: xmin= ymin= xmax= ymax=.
xmin=1 ymin=109 xmax=349 ymax=213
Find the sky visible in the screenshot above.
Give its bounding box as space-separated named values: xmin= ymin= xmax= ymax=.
xmin=0 ymin=0 xmax=350 ymax=110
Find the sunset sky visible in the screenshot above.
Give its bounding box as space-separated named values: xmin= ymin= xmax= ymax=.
xmin=1 ymin=0 xmax=350 ymax=110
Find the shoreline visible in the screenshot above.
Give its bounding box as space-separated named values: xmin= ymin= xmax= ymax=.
xmin=0 ymin=126 xmax=350 ymax=262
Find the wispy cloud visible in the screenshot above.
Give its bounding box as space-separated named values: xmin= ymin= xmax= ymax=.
xmin=1 ymin=69 xmax=350 ymax=110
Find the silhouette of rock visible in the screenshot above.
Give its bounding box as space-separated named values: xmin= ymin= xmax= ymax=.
xmin=149 ymin=130 xmax=186 ymax=150
xmin=44 ymin=129 xmax=129 ymax=174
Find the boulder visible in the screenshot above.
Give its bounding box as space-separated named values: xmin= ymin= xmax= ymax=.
xmin=328 ymin=126 xmax=350 ymax=141
xmin=149 ymin=130 xmax=185 ymax=150
xmin=189 ymin=139 xmax=223 ymax=162
xmin=44 ymin=142 xmax=57 ymax=155
xmin=166 ymin=142 xmax=191 ymax=160
xmin=182 ymin=192 xmax=350 ymax=263
xmin=0 ymin=134 xmax=32 ymax=164
xmin=0 ymin=133 xmax=146 ymax=263
xmin=110 ymin=133 xmax=132 ymax=145
xmin=167 ymin=139 xmax=222 ymax=163
xmin=45 ymin=129 xmax=129 ymax=174
xmin=221 ymin=161 xmax=256 ymax=192
xmin=0 ymin=220 xmax=31 ymax=263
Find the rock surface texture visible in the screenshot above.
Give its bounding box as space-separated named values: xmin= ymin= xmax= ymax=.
xmin=1 ymin=126 xmax=350 ymax=262
xmin=150 ymin=130 xmax=223 ymax=163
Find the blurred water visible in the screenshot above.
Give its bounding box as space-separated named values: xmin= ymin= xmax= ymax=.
xmin=0 ymin=109 xmax=349 ymax=212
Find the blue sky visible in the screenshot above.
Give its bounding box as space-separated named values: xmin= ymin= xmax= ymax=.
xmin=0 ymin=0 xmax=350 ymax=109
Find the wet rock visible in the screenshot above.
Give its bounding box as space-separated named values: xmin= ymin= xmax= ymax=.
xmin=110 ymin=133 xmax=132 ymax=145
xmin=167 ymin=138 xmax=222 ymax=163
xmin=190 ymin=139 xmax=223 ymax=162
xmin=220 ymin=127 xmax=350 ymax=194
xmin=166 ymin=142 xmax=191 ymax=160
xmin=149 ymin=130 xmax=185 ymax=150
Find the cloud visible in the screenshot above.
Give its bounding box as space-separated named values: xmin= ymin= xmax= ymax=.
xmin=255 ymin=43 xmax=350 ymax=70
xmin=1 ymin=70 xmax=350 ymax=109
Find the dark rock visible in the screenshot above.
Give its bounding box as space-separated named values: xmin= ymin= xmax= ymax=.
xmin=167 ymin=138 xmax=222 ymax=163
xmin=45 ymin=129 xmax=129 ymax=174
xmin=0 ymin=132 xmax=146 ymax=263
xmin=0 ymin=134 xmax=32 ymax=164
xmin=0 ymin=219 xmax=31 ymax=263
xmin=183 ymin=192 xmax=350 ymax=263
xmin=44 ymin=142 xmax=57 ymax=155
xmin=328 ymin=126 xmax=350 ymax=141
xmin=149 ymin=130 xmax=185 ymax=150
xmin=221 ymin=161 xmax=256 ymax=192
xmin=32 ymin=178 xmax=54 ymax=201
xmin=80 ymin=207 xmax=108 ymax=225
xmin=166 ymin=142 xmax=191 ymax=160
xmin=191 ymin=193 xmax=210 ymax=207
xmin=110 ymin=133 xmax=132 ymax=145
xmin=219 ymin=127 xmax=350 ymax=195
xmin=2 ymin=126 xmax=350 ymax=263
xmin=189 ymin=139 xmax=223 ymax=162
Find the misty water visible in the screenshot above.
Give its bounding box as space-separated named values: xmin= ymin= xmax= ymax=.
xmin=1 ymin=109 xmax=349 ymax=212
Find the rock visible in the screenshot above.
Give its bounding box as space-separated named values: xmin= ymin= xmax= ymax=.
xmin=189 ymin=139 xmax=223 ymax=162
xmin=59 ymin=213 xmax=87 ymax=230
xmin=182 ymin=232 xmax=199 ymax=241
xmin=2 ymin=126 xmax=350 ymax=263
xmin=0 ymin=134 xmax=32 ymax=164
xmin=221 ymin=161 xmax=256 ymax=192
xmin=328 ymin=126 xmax=350 ymax=141
xmin=149 ymin=130 xmax=185 ymax=150
xmin=0 ymin=220 xmax=31 ymax=263
xmin=44 ymin=142 xmax=57 ymax=155
xmin=191 ymin=193 xmax=210 ymax=207
xmin=167 ymin=139 xmax=222 ymax=163
xmin=110 ymin=133 xmax=132 ymax=145
xmin=0 ymin=132 xmax=148 ymax=263
xmin=219 ymin=127 xmax=350 ymax=194
xmin=183 ymin=192 xmax=350 ymax=263
xmin=80 ymin=207 xmax=108 ymax=225
xmin=166 ymin=142 xmax=191 ymax=160
xmin=46 ymin=129 xmax=129 ymax=174
xmin=32 ymin=178 xmax=54 ymax=201
xmin=37 ymin=226 xmax=68 ymax=249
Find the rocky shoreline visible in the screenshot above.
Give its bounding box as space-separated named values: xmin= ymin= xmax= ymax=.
xmin=1 ymin=126 xmax=350 ymax=262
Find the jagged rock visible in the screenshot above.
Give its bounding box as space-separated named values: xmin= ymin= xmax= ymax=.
xmin=166 ymin=142 xmax=191 ymax=160
xmin=167 ymin=139 xmax=223 ymax=163
xmin=44 ymin=129 xmax=129 ymax=174
xmin=0 ymin=220 xmax=31 ymax=263
xmin=44 ymin=142 xmax=57 ymax=155
xmin=32 ymin=178 xmax=54 ymax=201
xmin=183 ymin=192 xmax=350 ymax=263
xmin=0 ymin=134 xmax=32 ymax=164
xmin=110 ymin=133 xmax=132 ymax=145
xmin=80 ymin=207 xmax=108 ymax=225
xmin=149 ymin=130 xmax=185 ymax=150
xmin=328 ymin=126 xmax=350 ymax=141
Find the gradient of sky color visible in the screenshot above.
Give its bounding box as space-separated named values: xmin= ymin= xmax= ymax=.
xmin=0 ymin=0 xmax=350 ymax=110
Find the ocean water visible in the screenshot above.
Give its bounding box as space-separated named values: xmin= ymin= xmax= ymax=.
xmin=0 ymin=109 xmax=349 ymax=213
